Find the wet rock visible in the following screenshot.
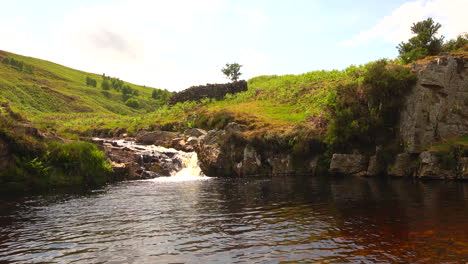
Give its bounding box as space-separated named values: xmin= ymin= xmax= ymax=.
xmin=329 ymin=154 xmax=368 ymax=175
xmin=194 ymin=130 xmax=227 ymax=176
xmin=417 ymin=151 xmax=455 ymax=180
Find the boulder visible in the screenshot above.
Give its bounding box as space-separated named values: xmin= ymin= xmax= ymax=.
xmin=417 ymin=151 xmax=455 ymax=180
xmin=184 ymin=128 xmax=207 ymax=138
xmin=194 ymin=130 xmax=228 ymax=176
xmin=136 ymin=131 xmax=177 ymax=146
xmin=329 ymin=154 xmax=368 ymax=175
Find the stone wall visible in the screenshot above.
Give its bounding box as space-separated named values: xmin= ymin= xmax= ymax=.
xmin=169 ymin=81 xmax=247 ymax=105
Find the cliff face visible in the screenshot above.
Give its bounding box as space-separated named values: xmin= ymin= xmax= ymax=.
xmin=400 ymin=55 xmax=468 ymax=153
xmin=329 ymin=55 xmax=468 ymax=180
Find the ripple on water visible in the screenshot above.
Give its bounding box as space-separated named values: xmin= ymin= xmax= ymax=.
xmin=0 ymin=177 xmax=467 ymax=263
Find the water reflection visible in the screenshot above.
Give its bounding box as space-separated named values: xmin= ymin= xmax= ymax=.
xmin=0 ymin=176 xmax=467 ymax=263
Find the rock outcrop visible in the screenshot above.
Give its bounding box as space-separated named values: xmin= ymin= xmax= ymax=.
xmin=329 ymin=154 xmax=368 ymax=176
xmin=417 ymin=151 xmax=455 ymax=180
xmin=387 ymin=153 xmax=415 ymax=177
xmin=400 ymin=55 xmax=468 ymax=153
xmin=194 ymin=123 xmax=316 ymax=177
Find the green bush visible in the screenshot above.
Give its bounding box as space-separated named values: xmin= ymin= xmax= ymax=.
xmin=326 ymin=59 xmax=416 ymax=152
xmin=125 ymin=98 xmax=140 ymax=109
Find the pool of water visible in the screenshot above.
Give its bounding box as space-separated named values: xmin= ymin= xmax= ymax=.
xmin=0 ymin=176 xmax=467 ymax=263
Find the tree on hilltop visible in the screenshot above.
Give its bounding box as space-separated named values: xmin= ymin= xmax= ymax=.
xmin=221 ymin=63 xmax=242 ymax=82
xmin=397 ymin=17 xmax=444 ymax=64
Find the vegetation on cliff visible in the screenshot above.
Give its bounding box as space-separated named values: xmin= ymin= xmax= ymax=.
xmin=0 ymin=102 xmax=111 ymax=194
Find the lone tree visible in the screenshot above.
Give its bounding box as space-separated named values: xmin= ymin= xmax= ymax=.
xmin=221 ymin=63 xmax=242 ymax=82
xmin=397 ymin=17 xmax=444 ymax=64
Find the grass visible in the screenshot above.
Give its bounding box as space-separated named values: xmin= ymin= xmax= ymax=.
xmin=0 ymin=50 xmax=167 ymax=136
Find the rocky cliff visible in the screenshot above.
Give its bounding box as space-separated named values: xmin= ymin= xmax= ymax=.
xmin=329 ymin=54 xmax=468 ymax=180
xmin=400 ymin=55 xmax=467 ymax=153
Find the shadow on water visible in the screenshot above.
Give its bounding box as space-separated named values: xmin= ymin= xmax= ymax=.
xmin=0 ymin=175 xmax=467 ymax=263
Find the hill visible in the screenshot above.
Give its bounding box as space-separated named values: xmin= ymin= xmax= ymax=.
xmin=0 ymin=50 xmax=170 ymax=137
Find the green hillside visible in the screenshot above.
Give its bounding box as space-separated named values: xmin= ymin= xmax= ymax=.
xmin=0 ymin=50 xmax=170 ymax=136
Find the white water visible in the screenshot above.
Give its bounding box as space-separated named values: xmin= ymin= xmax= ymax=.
xmin=152 ymin=151 xmax=211 ymax=182
xmin=97 ymin=138 xmax=211 ymax=182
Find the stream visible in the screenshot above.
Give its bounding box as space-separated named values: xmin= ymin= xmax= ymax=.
xmin=0 ymin=140 xmax=467 ymax=263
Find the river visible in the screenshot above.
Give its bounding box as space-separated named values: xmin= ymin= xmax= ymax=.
xmin=0 ymin=151 xmax=467 ymax=263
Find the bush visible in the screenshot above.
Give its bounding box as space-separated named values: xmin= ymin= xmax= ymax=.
xmin=125 ymin=98 xmax=140 ymax=109
xmin=326 ymin=59 xmax=416 ymax=152
xmin=86 ymin=76 xmax=97 ymax=87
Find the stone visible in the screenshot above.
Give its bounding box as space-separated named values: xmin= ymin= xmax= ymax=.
xmin=183 ymin=128 xmax=207 ymax=138
xmin=194 ymin=130 xmax=227 ymax=176
xmin=399 ymin=55 xmax=468 ymax=153
xmin=417 ymin=151 xmax=455 ymax=180
xmin=136 ymin=131 xmax=177 ymax=146
xmin=241 ymin=145 xmax=262 ymax=175
xmin=329 ymin=154 xmax=368 ymax=175
xmin=366 ymin=155 xmax=384 ymax=177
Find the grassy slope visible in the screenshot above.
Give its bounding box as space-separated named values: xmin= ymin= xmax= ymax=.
xmin=0 ymin=50 xmax=165 ymax=136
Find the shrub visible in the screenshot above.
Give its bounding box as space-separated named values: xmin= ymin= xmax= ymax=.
xmin=326 ymin=59 xmax=416 ymax=152
xmin=125 ymin=98 xmax=140 ymax=109
xmin=86 ymin=76 xmax=97 ymax=87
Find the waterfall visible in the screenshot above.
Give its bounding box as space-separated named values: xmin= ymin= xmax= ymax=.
xmin=157 ymin=151 xmax=210 ymax=182
xmin=98 ymin=138 xmax=210 ymax=182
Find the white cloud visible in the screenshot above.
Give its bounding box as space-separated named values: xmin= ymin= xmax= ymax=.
xmin=236 ymin=7 xmax=269 ymax=25
xmin=339 ymin=0 xmax=468 ymax=47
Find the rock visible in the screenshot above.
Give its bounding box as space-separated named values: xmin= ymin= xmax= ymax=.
xmin=186 ymin=137 xmax=199 ymax=146
xmin=400 ymin=55 xmax=468 ymax=153
xmin=366 ymin=155 xmax=384 ymax=176
xmin=388 ymin=153 xmax=414 ymax=177
xmin=329 ymin=154 xmax=368 ymax=175
xmin=459 ymin=157 xmax=468 ymax=180
xmin=194 ymin=130 xmax=228 ymax=176
xmin=266 ymin=154 xmax=295 ymax=175
xmin=184 ymin=128 xmax=207 ymax=138
xmin=225 ymin=122 xmax=242 ymax=132
xmin=136 ymin=131 xmax=177 ymax=146
xmin=241 ymin=145 xmax=262 ymax=175
xmin=417 ymin=151 xmax=455 ymax=180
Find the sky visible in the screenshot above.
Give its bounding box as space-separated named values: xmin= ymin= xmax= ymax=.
xmin=1 ymin=0 xmax=467 ymax=91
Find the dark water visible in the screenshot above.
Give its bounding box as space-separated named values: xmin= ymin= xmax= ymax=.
xmin=0 ymin=176 xmax=467 ymax=263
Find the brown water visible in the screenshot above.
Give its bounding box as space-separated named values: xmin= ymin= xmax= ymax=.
xmin=0 ymin=176 xmax=467 ymax=263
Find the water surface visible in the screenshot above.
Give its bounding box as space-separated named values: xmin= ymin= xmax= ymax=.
xmin=0 ymin=176 xmax=467 ymax=263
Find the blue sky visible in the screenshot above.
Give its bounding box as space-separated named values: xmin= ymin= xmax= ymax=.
xmin=1 ymin=0 xmax=467 ymax=91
